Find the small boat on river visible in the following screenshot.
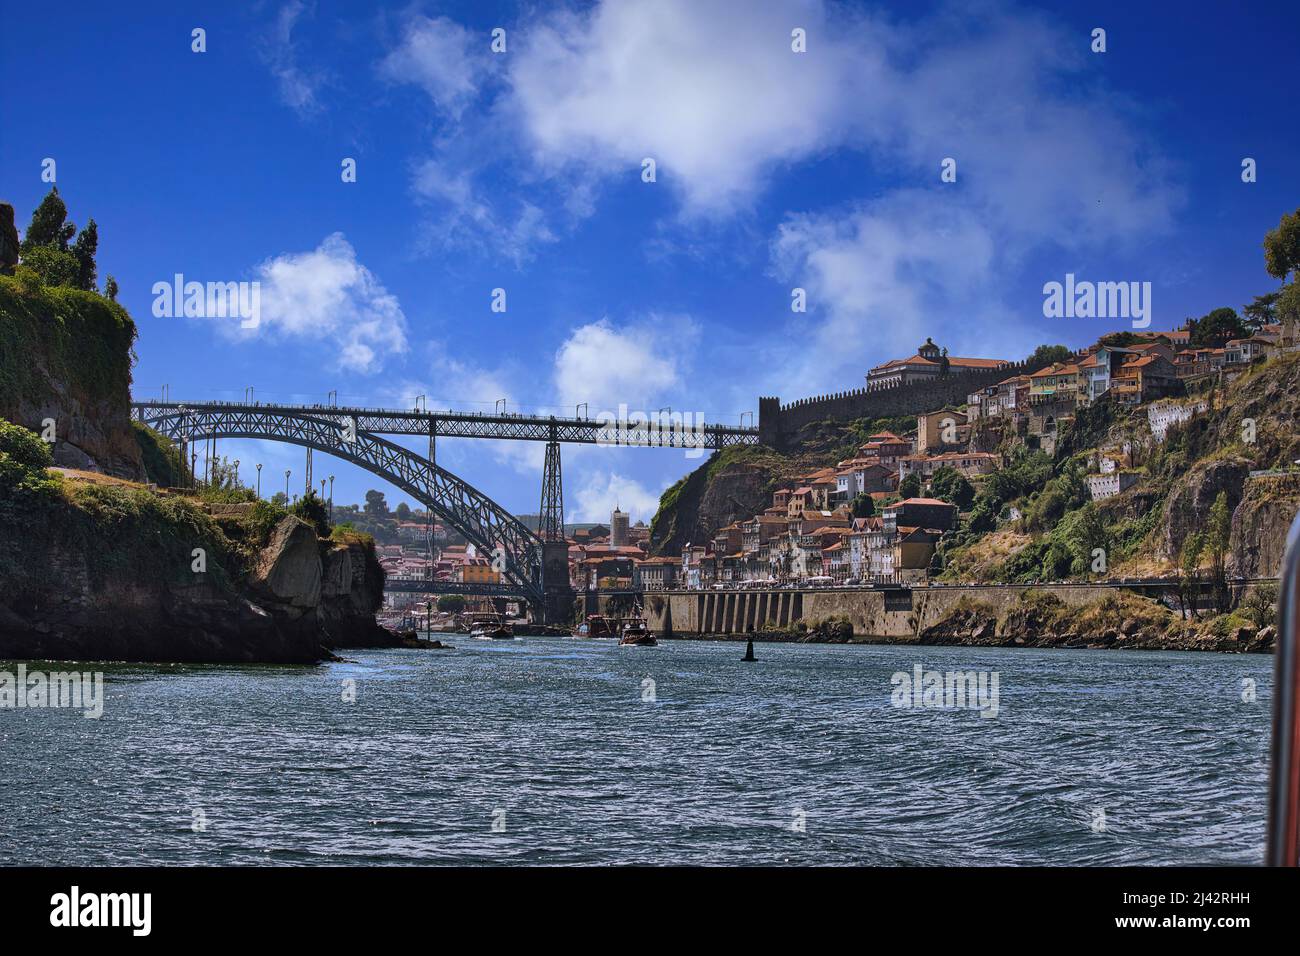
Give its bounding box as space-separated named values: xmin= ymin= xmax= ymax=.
xmin=619 ymin=608 xmax=656 ymax=646
xmin=469 ymin=613 xmax=514 ymax=640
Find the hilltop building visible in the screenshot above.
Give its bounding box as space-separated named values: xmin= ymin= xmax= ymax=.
xmin=866 ymin=338 xmax=1009 ymax=389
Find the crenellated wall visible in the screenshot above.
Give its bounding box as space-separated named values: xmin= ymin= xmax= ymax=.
xmin=758 ymin=359 xmax=1046 ymax=450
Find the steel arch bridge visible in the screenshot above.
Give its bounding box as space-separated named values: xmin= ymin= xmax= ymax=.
xmin=131 ymin=404 xmax=553 ymax=611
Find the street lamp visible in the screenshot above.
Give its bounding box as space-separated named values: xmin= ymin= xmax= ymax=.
xmin=256 ymin=463 xmax=262 ymax=497
xmin=328 ymin=475 xmax=335 ymax=520
xmin=425 ymin=600 xmax=433 ymax=642
xmin=233 ymin=459 xmax=240 ymax=487
xmin=285 ymin=469 xmax=291 ymax=501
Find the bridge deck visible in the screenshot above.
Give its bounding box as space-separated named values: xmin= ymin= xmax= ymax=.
xmin=131 ymin=400 xmax=759 ymax=448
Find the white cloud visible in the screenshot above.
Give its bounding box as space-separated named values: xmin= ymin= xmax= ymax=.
xmin=767 ymin=192 xmax=1046 ymax=393
xmin=507 ymin=0 xmax=886 ymax=217
xmin=570 ymin=470 xmax=662 ymax=524
xmin=552 ymin=315 xmax=699 ymax=411
xmin=378 ymin=14 xmax=486 ymax=117
xmin=253 ymin=233 xmax=408 ymax=374
xmin=262 ymin=1 xmax=327 ymax=116
xmin=411 ymin=159 xmax=556 ymax=267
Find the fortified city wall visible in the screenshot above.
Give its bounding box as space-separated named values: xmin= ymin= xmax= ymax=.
xmin=758 ymin=358 xmax=1044 ymax=449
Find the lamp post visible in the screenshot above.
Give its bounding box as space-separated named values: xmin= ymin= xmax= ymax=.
xmin=284 ymin=469 xmax=291 ymax=501
xmin=233 ymin=459 xmax=240 ymax=487
xmin=328 ymin=475 xmax=335 ymax=520
xmin=425 ymin=601 xmax=433 ymax=642
xmin=256 ymin=463 xmax=262 ymax=497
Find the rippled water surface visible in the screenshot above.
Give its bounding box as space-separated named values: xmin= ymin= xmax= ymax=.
xmin=0 ymin=638 xmax=1274 ymax=865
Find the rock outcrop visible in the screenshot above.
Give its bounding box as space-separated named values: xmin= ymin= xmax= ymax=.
xmin=1159 ymin=457 xmax=1251 ymax=560
xmin=1228 ymin=472 xmax=1300 ymax=578
xmin=0 ymin=512 xmax=393 ymax=664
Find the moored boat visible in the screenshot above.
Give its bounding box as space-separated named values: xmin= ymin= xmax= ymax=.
xmin=573 ymin=614 xmax=619 ymax=638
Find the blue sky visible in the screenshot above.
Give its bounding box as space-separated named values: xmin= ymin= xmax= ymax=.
xmin=2 ymin=0 xmax=1297 ymax=521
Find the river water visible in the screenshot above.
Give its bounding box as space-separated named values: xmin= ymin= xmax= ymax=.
xmin=0 ymin=637 xmax=1274 ymax=866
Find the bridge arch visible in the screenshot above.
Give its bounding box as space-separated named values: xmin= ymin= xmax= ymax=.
xmin=133 ymin=405 xmax=545 ymax=606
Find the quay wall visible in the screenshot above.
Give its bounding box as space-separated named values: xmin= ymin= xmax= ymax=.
xmin=630 ymin=585 xmax=1119 ymax=639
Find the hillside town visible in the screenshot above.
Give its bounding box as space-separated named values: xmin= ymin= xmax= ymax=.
xmin=377 ymin=315 xmax=1298 ymax=610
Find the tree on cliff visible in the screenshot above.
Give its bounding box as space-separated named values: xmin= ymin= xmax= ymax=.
xmin=930 ymin=466 xmax=975 ymax=509
xmin=395 ymin=502 xmax=412 ymax=521
xmin=18 ymin=188 xmax=100 ymax=292
xmin=292 ymin=490 xmax=331 ymax=538
xmin=1206 ymin=491 xmax=1232 ymax=613
xmin=1179 ymin=530 xmax=1205 ymax=621
xmin=899 ymin=473 xmax=922 ymax=499
xmin=1264 ymin=208 xmax=1300 ymax=337
xmin=1242 ymin=291 xmax=1279 ymax=332
xmin=0 ymin=202 xmax=19 ymax=274
xmin=1187 ymin=307 xmax=1247 ymax=349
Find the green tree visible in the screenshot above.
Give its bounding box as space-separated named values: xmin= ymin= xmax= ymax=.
xmin=899 ymin=473 xmax=922 ymax=499
xmin=21 ymin=187 xmax=75 ymax=252
xmin=1187 ymin=307 xmax=1247 ymax=349
xmin=1028 ymin=344 xmax=1073 ymax=366
xmin=395 ymin=502 xmax=412 ymax=521
xmin=270 ymin=491 xmax=289 ymax=508
xmin=18 ymin=188 xmax=100 ymax=290
xmin=1263 ymin=208 xmax=1300 ymax=282
xmin=1206 ymin=491 xmax=1232 ymax=613
xmin=1242 ymin=291 xmax=1279 ymax=331
xmin=71 ymin=218 xmax=97 ymax=290
xmin=1180 ymin=530 xmax=1205 ymax=620
xmin=105 ymin=275 xmax=119 ymax=301
xmin=18 ymin=246 xmax=80 ymax=287
xmin=364 ymin=489 xmax=389 ymax=517
xmin=930 ymin=466 xmax=975 ymax=509
xmin=1242 ymin=582 xmax=1278 ymax=629
xmin=1264 ymin=209 xmax=1300 ymax=331
xmin=292 ymin=490 xmax=331 ymax=538
xmin=437 ymin=594 xmax=467 ymax=613
xmin=850 ymin=493 xmax=875 ymax=518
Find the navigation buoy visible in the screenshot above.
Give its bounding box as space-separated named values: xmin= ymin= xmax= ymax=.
xmin=742 ymin=638 xmax=756 ymax=662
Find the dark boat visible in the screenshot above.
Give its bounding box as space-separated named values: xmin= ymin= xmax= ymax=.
xmin=619 ymin=609 xmax=656 ymax=646
xmin=469 ymin=613 xmax=514 ymax=639
xmin=573 ymin=614 xmax=619 ymax=638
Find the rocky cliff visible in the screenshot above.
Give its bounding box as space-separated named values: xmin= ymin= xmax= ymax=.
xmin=0 ymin=419 xmax=391 ymax=663
xmin=0 ymin=504 xmax=390 ymax=663
xmin=1229 ymin=472 xmax=1300 ymax=579
xmin=649 ymin=445 xmax=810 ymax=555
xmin=0 ymin=274 xmax=145 ymax=480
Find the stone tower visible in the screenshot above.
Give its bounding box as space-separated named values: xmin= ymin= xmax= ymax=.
xmin=610 ymin=505 xmax=630 ymax=547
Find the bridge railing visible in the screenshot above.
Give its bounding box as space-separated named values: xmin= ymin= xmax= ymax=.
xmin=130 ymin=400 xmax=760 ymax=448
